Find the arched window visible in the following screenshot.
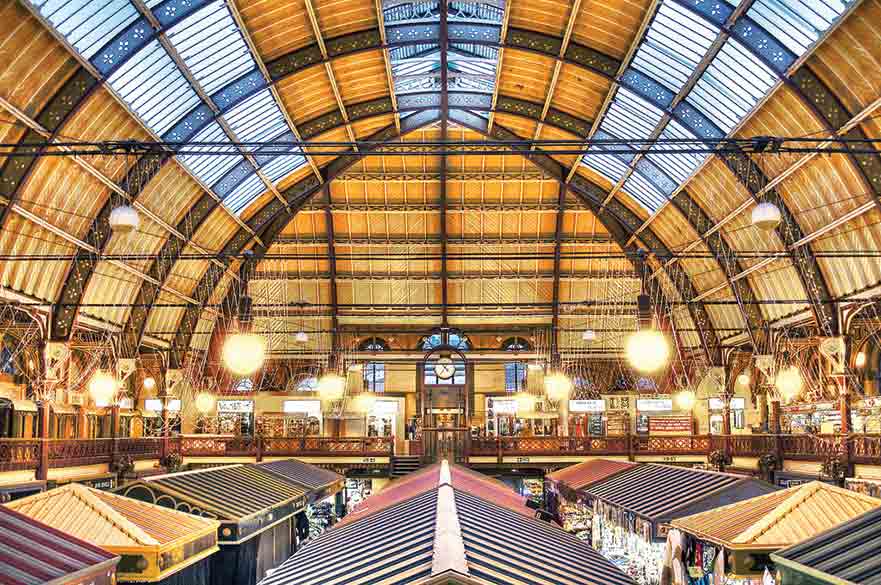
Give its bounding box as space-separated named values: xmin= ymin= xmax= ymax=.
xmin=502 ymin=337 xmax=530 ymax=393
xmin=296 ymin=377 xmax=318 ymax=392
xmin=422 ymin=331 xmax=469 ymax=385
xmin=358 ymin=337 xmax=388 ymax=393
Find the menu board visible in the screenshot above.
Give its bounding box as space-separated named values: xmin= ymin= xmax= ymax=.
xmin=649 ymin=416 xmax=693 ymax=434
xmin=606 ymin=414 xmax=628 ymax=436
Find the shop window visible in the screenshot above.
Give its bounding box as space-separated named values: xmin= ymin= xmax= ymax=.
xmin=502 ymin=337 xmax=530 ymax=393
xmin=358 ymin=338 xmax=388 ymax=393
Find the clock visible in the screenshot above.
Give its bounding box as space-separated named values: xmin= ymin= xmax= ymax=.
xmin=433 ymin=357 xmax=456 ymax=380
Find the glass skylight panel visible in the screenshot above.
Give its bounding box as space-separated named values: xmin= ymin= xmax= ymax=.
xmin=688 ymin=38 xmax=777 ymax=134
xmin=583 ymin=153 xmax=631 ymax=185
xmin=630 ymin=1 xmax=718 ymax=94
xmin=599 ymin=88 xmax=665 ymax=141
xmin=262 ymin=154 xmax=308 ymax=183
xmin=624 ymin=172 xmax=669 ymax=212
xmin=224 ymin=89 xmax=289 ymax=144
xmin=646 ymin=119 xmax=706 ymax=185
xmin=107 ymin=39 xmax=202 ymax=136
xmin=747 ymin=0 xmax=850 ymax=55
xmin=165 ymin=0 xmax=256 ymax=95
xmin=178 ymin=121 xmax=243 ymax=186
xmin=223 ymin=173 xmax=266 ymax=214
xmin=30 ymin=0 xmax=140 ymax=59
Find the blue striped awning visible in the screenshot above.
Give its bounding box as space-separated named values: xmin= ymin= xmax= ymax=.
xmin=254 ymin=459 xmax=343 ymax=492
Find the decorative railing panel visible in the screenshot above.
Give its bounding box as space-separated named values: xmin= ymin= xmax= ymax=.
xmin=851 ymin=434 xmax=881 ymax=463
xmin=47 ymin=439 xmax=114 ymax=467
xmin=116 ymin=437 xmax=164 ymax=460
xmin=633 ymin=435 xmax=712 ymax=455
xmin=0 ymin=439 xmax=40 ymax=472
xmin=780 ymin=434 xmax=843 ymax=460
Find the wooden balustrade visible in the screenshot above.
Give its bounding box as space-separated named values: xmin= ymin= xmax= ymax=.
xmin=0 ymin=439 xmax=41 ymax=472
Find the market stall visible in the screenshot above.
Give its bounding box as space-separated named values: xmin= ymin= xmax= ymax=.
xmin=119 ymin=464 xmax=309 ymax=585
xmin=771 ymin=505 xmax=881 ymax=585
xmin=665 ymin=481 xmax=881 ymax=585
xmin=8 ymin=483 xmax=220 ymax=584
xmin=544 ymin=459 xmax=637 ymax=539
xmin=257 ymin=460 xmax=636 ymax=585
xmin=0 ymin=397 xmax=38 ymax=437
xmin=584 ymin=464 xmax=777 ymax=585
xmin=0 ymin=504 xmax=119 ymax=585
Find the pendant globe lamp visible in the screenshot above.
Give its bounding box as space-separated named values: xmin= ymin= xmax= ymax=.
xmin=625 ymin=292 xmax=670 ymax=374
xmin=222 ymin=251 xmax=265 ymax=376
xmin=751 ymin=201 xmax=782 ymax=231
xmin=88 ymin=370 xmax=118 ymax=405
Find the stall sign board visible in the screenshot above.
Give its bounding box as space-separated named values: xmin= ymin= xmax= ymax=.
xmin=569 ymin=400 xmax=605 ymax=413
xmin=283 ymin=400 xmax=321 ymax=416
xmin=490 ymin=398 xmax=517 ymax=414
xmin=648 ymin=416 xmax=692 ymax=433
xmin=217 ymin=400 xmax=254 ymax=413
xmin=371 ymin=400 xmax=398 ymax=415
xmin=708 ymin=397 xmax=746 ymax=410
xmin=637 ymin=398 xmax=673 ymax=412
xmin=143 ymin=399 xmax=180 ymax=412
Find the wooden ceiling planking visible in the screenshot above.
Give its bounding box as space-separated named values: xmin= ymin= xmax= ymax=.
xmin=812 ymin=207 xmax=881 ymax=298
xmin=330 ymin=50 xmax=389 ymax=105
xmin=352 ymin=113 xmax=396 ymax=139
xmin=188 ymin=205 xmax=241 ymax=252
xmin=135 ymin=163 xmax=206 ymax=230
xmin=652 ymin=205 xmax=700 ymax=250
xmin=303 ymin=126 xmax=350 ymax=168
xmin=508 ymin=0 xmax=570 ymax=37
xmin=310 ymin=0 xmax=377 ymax=40
xmin=79 ymin=262 xmax=144 ymax=326
xmin=0 ymin=216 xmax=73 ymax=302
xmin=0 ymin=0 xmax=78 ymax=117
xmin=234 ymin=0 xmax=314 ymax=61
xmin=276 ymin=67 xmax=340 ymax=125
xmin=535 ymin=122 xmax=583 ymax=172
xmin=497 ymin=50 xmax=557 ymax=105
xmin=570 ymin=0 xmax=652 ymax=59
xmin=551 ymin=63 xmax=611 ymax=122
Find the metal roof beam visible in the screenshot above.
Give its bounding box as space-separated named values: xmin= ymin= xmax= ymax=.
xmin=485 ymin=0 xmax=512 ymax=133
xmin=323 ymin=184 xmax=340 ymax=351
xmin=439 ymin=0 xmax=449 ymax=328
xmin=374 ymin=0 xmax=400 ymax=131
xmin=550 ymin=183 xmax=566 ymax=356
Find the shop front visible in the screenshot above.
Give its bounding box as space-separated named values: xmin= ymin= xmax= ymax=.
xmin=257 ymin=399 xmax=323 ymax=437
xmin=781 ymin=402 xmax=842 ymax=434
xmin=635 ymin=398 xmax=693 ymax=437
xmin=0 ymin=397 xmax=38 ymax=437
xmin=708 ymin=397 xmax=746 ymax=435
xmin=584 ymin=464 xmax=777 ymax=585
xmin=486 ymin=396 xmax=558 ymax=437
xmin=666 ymin=481 xmax=880 ymax=585
xmin=569 ymin=399 xmax=607 ymax=437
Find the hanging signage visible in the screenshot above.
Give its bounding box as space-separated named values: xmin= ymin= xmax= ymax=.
xmin=569 ymin=399 xmax=605 ymax=413
xmin=649 ymin=416 xmax=692 ymax=433
xmin=637 ymin=398 xmax=673 ymax=412
xmin=217 ymin=400 xmax=253 ymax=413
xmin=709 ymin=397 xmax=746 ymax=410
xmin=283 ymin=400 xmax=321 ymax=416
xmin=371 ymin=400 xmax=398 ymax=415
xmin=489 ymin=398 xmax=517 ymax=415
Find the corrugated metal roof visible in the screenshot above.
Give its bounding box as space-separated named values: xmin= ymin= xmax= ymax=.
xmin=139 ymin=464 xmax=308 ymax=520
xmin=772 ymin=504 xmax=881 ymax=585
xmin=254 ymin=458 xmax=343 ymax=491
xmin=546 ymin=459 xmax=639 ymax=491
xmin=7 ymin=483 xmax=218 ymax=547
xmin=0 ymin=504 xmax=119 ymax=585
xmin=672 ymin=481 xmax=881 ymax=549
xmin=584 ymin=464 xmax=753 ymax=520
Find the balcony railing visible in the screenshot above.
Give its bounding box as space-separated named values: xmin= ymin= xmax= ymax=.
xmin=0 ymin=433 xmax=870 ymax=477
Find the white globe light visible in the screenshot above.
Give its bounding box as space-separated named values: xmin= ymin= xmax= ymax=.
xmin=88 ymin=370 xmax=117 ymax=404
xmin=855 ymin=351 xmax=866 ymax=368
xmin=751 ymin=202 xmax=781 ymax=231
xmin=675 ymin=389 xmax=696 ymax=411
xmin=737 ymin=372 xmax=751 ymax=387
xmin=582 ymin=329 xmax=596 ymax=341
xmin=143 ymin=376 xmax=156 ymax=390
xmin=222 ymin=333 xmax=265 ymax=376
xmin=109 ymin=205 xmax=140 ymax=235
xmin=294 ymin=331 xmax=309 ymax=344
xmin=775 ymin=365 xmax=803 ymax=402
xmin=318 ymin=373 xmax=346 ymax=401
xmin=625 ymin=329 xmax=670 ymax=373
xmin=544 ymin=372 xmax=572 ymax=402
xmin=195 ymin=392 xmax=216 ymax=414
xmin=352 ymin=392 xmax=377 ymax=413
xmin=514 ymin=392 xmax=535 ymax=413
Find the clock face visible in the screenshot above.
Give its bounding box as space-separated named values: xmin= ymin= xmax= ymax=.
xmin=433 ymin=357 xmax=457 ymax=380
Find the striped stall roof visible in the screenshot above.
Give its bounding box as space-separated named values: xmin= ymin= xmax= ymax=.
xmin=257 ymin=461 xmax=635 ymax=585
xmin=0 ymin=504 xmax=119 ymax=585
xmin=546 ymin=459 xmax=639 ymax=491
xmin=254 ymin=458 xmax=343 ymax=491
xmin=585 ymin=464 xmax=754 ymax=520
xmin=772 ymin=505 xmax=881 ymax=585
xmin=137 ymin=464 xmax=308 ymax=520
xmin=258 ymin=490 xmax=438 ymax=585
xmin=672 ymin=481 xmax=881 ymax=550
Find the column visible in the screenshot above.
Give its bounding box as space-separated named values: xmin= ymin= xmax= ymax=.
xmin=36 ymin=401 xmax=50 ymax=481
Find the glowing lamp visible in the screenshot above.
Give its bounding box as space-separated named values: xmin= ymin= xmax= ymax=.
xmin=143 ymin=376 xmax=156 ymax=390
xmin=544 ymin=372 xmax=573 ymax=402
xmin=294 ymin=331 xmax=309 ymax=344
xmin=352 ymin=392 xmax=377 ymax=413
xmin=527 ymin=362 xmax=544 ymax=372
xmin=775 ymin=365 xmax=803 ymax=402
xmin=751 ymin=202 xmax=781 ymax=231
xmin=675 ymin=389 xmax=696 ymax=411
xmin=737 ymin=372 xmax=750 ymax=387
xmin=855 ymin=351 xmax=866 ymax=368
xmin=109 ymin=205 xmax=140 ymax=235
xmin=222 ymin=333 xmax=265 ymax=376
xmin=514 ymin=392 xmax=535 ymax=413
xmin=318 ymin=373 xmax=346 ymax=401
xmin=88 ymin=370 xmax=117 ymax=404
xmin=347 ymin=363 xmax=364 ymax=372
xmin=625 ymin=329 xmax=670 ymax=373
xmin=582 ymin=329 xmax=596 ymax=341
xmin=195 ymin=392 xmax=216 ymax=414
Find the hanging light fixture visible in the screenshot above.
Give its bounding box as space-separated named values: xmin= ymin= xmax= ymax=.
xmin=775 ymin=365 xmax=803 ymax=402
xmin=222 ymin=251 xmax=265 ymax=376
xmin=143 ymin=376 xmax=156 ymax=390
xmin=109 ymin=204 xmax=140 ymax=235
xmin=582 ymin=329 xmax=596 ymax=341
xmin=527 ymin=361 xmax=544 ymax=372
xmin=294 ymin=331 xmax=309 ymax=344
xmin=855 ymin=350 xmax=866 ymax=368
xmin=352 ymin=392 xmax=377 ymax=413
xmin=626 ymin=290 xmax=670 ymax=374
xmin=675 ymin=389 xmax=696 ymax=411
xmin=347 ymin=363 xmax=363 ymax=372
xmin=737 ymin=372 xmax=751 ymax=386
xmin=751 ymin=202 xmax=782 ymax=231
xmin=88 ymin=370 xmax=117 ymax=405
xmin=195 ymin=392 xmax=216 ymax=414
xmin=544 ymin=372 xmax=572 ymax=402
xmin=318 ymin=373 xmax=346 ymax=401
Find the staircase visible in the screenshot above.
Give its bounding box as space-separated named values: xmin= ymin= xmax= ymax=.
xmin=391 ymin=455 xmax=423 ymax=477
